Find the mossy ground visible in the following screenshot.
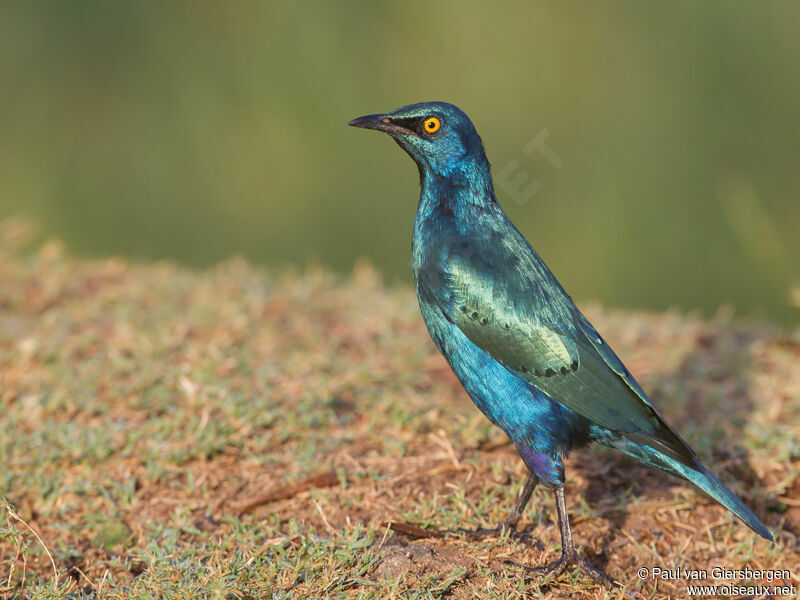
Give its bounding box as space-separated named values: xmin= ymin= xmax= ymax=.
xmin=1 ymin=220 xmax=798 ymax=599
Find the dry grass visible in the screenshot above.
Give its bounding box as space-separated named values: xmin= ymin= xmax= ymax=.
xmin=1 ymin=219 xmax=798 ymax=599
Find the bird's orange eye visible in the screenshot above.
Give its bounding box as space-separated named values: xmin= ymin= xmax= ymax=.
xmin=423 ymin=117 xmax=441 ymax=133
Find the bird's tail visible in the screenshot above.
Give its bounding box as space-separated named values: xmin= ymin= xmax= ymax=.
xmin=606 ymin=437 xmax=773 ymax=541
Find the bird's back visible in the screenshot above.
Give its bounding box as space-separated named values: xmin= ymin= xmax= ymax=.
xmin=411 ymin=183 xmax=598 ymax=485
xmin=412 ymin=190 xmax=771 ymax=539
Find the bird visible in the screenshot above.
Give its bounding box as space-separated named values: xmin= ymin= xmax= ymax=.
xmin=348 ymin=102 xmax=772 ymax=583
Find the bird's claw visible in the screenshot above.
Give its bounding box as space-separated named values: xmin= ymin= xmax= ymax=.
xmin=524 ymin=549 xmax=612 ymax=585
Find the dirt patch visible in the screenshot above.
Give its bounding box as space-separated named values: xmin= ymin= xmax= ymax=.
xmin=0 ymin=223 xmax=797 ymax=598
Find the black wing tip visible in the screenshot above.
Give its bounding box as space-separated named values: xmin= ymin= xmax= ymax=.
xmin=758 ymin=526 xmax=774 ymax=542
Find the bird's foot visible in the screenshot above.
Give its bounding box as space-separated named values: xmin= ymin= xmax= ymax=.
xmin=524 ymin=548 xmax=611 ymax=585
xmin=440 ymin=522 xmax=544 ymax=551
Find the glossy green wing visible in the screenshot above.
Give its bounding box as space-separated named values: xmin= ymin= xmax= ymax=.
xmin=447 ymin=253 xmax=698 ymax=469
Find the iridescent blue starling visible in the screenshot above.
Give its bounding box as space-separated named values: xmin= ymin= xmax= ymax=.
xmin=349 ymin=102 xmax=772 ymax=582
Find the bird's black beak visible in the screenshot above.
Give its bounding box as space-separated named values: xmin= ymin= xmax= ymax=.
xmin=348 ymin=113 xmax=388 ymax=131
xmin=348 ymin=113 xmax=409 ymax=136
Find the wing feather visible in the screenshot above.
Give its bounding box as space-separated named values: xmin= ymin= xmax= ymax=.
xmin=446 ymin=251 xmax=698 ymax=469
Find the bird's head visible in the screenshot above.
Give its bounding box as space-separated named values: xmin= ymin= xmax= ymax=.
xmin=349 ymin=102 xmax=488 ymax=178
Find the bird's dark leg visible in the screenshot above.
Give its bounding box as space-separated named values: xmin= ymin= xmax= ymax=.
xmin=440 ymin=472 xmax=543 ymax=549
xmin=496 ymin=470 xmax=539 ymax=530
xmin=526 ymin=485 xmax=611 ymax=584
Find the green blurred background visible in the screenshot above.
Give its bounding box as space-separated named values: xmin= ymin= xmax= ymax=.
xmin=1 ymin=2 xmax=798 ymax=323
